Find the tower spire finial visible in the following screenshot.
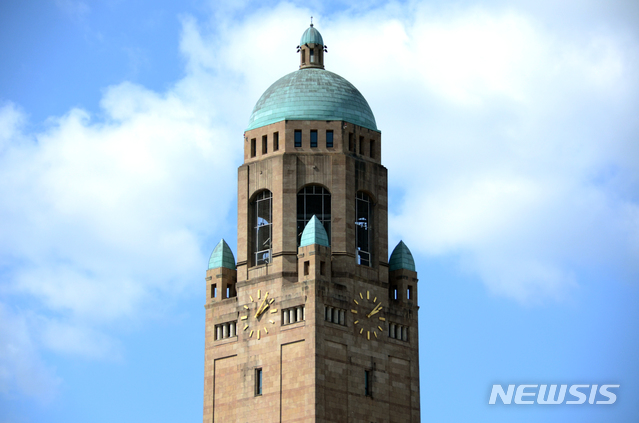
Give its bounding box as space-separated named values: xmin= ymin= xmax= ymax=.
xmin=310 ymin=16 xmax=313 ymax=27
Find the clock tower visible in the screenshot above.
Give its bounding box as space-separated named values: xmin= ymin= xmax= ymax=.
xmin=203 ymin=23 xmax=420 ymax=422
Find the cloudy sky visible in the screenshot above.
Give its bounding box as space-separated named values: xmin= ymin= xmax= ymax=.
xmin=1 ymin=0 xmax=637 ymax=422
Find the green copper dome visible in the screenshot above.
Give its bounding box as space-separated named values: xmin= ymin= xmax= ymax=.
xmin=300 ymin=25 xmax=324 ymax=46
xmin=389 ymin=241 xmax=416 ymax=272
xmin=246 ymin=68 xmax=378 ymax=131
xmin=300 ymin=215 xmax=330 ymax=248
xmin=208 ymin=239 xmax=236 ymax=270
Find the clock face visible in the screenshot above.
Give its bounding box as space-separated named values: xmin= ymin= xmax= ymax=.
xmin=351 ymin=290 xmax=386 ymax=340
xmin=240 ymin=289 xmax=277 ymax=340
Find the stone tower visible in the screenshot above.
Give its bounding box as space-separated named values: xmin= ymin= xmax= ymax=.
xmin=203 ymin=23 xmax=420 ymax=422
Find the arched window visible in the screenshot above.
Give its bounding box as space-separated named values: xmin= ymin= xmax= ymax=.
xmin=252 ymin=190 xmax=272 ymax=266
xmin=356 ymin=192 xmax=373 ymax=266
xmin=297 ymin=185 xmax=331 ymax=245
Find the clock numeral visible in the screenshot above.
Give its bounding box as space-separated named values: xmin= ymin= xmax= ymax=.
xmin=249 ymin=295 xmax=254 ymax=302
xmin=374 ymin=331 xmax=378 ymax=338
xmin=354 ymin=320 xmax=359 ymax=325
xmin=373 ymin=297 xmax=377 ymax=303
xmin=378 ymin=326 xmax=383 ymax=332
xmin=269 ymin=320 xmax=274 ymax=324
xmin=241 ymin=315 xmax=248 ymax=321
xmin=353 ymin=299 xmax=359 ymax=305
xmin=359 ymin=292 xmax=363 ymax=299
xmin=351 ymin=309 xmax=358 ymax=314
xmin=269 ymin=298 xmax=275 ymax=304
xmin=244 ymin=325 xmax=249 ymax=331
xmin=367 ymin=331 xmax=370 ymax=340
xmin=243 ymin=305 xmax=249 ymax=310
xmin=257 ymin=330 xmax=260 ymax=340
xmin=378 ymin=317 xmax=386 ymax=321
xmin=359 ymin=328 xmax=364 ymax=334
xmin=270 ymin=309 xmax=278 ymax=313
xmin=264 ymin=327 xmax=268 ymax=334
xmin=367 ymin=291 xmax=370 ymax=300
xmin=249 ymin=330 xmax=254 ymax=338
xmin=258 ymin=289 xmax=261 ymax=299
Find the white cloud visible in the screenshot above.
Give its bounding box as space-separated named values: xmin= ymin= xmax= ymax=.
xmin=0 ymin=15 xmax=244 ymax=395
xmin=368 ymin=6 xmax=639 ymax=302
xmin=0 ymin=303 xmax=61 ymax=403
xmin=0 ymin=81 xmax=238 ymax=321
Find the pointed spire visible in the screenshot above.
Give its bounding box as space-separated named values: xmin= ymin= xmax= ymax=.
xmin=208 ymin=239 xmax=236 ymax=270
xmin=389 ymin=241 xmax=416 ymax=272
xmin=300 ymin=215 xmax=330 ymax=248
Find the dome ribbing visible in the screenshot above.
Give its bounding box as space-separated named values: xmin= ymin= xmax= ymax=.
xmin=300 ymin=25 xmax=324 ymax=46
xmin=247 ymin=69 xmax=377 ymax=131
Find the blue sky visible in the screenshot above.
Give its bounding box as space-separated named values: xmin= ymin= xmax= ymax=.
xmin=1 ymin=1 xmax=638 ymax=422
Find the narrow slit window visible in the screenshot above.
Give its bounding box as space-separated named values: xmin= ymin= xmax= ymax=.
xmin=359 ymin=136 xmax=364 ymax=155
xmin=326 ymin=130 xmax=333 ymax=148
xmin=250 ymin=138 xmax=256 ymax=157
xmin=262 ymin=135 xmax=267 ymax=154
xmin=310 ymin=130 xmax=318 ymax=148
xmin=255 ymin=368 xmax=263 ymax=396
xmin=356 ymin=192 xmax=372 ymax=266
xmin=273 ymin=132 xmax=279 ymax=151
xmin=211 ymin=284 xmax=216 ymax=298
xmin=304 ymin=261 xmax=310 ymax=276
xmin=349 ymin=133 xmax=354 ymax=152
xmin=365 ymin=370 xmax=372 ymax=397
xmin=370 ymin=139 xmax=375 ymax=158
xmin=407 ymin=285 xmax=413 ymax=300
xmin=295 ymin=130 xmax=302 ymax=147
xmin=320 ymin=261 xmax=325 ymax=276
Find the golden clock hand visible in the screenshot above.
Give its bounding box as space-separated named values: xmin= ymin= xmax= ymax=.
xmin=367 ymin=303 xmax=383 ymax=318
xmin=366 ymin=304 xmax=380 ymax=318
xmin=254 ymin=293 xmax=270 ymax=318
xmin=256 ymin=302 xmax=270 ymax=318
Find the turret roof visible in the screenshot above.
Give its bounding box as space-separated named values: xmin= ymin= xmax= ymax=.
xmin=208 ymin=239 xmax=236 ymax=270
xmin=300 ymin=215 xmax=330 ymax=247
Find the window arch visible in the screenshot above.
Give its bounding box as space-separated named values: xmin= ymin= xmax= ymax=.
xmin=251 ymin=190 xmax=272 ymax=266
xmin=356 ymin=191 xmax=373 ymax=266
xmin=297 ymin=185 xmax=331 ymax=246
